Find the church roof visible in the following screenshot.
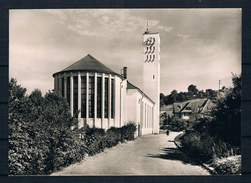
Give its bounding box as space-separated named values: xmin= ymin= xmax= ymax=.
xmin=127 ymin=81 xmax=155 ymax=104
xmin=53 ymin=54 xmax=120 ymax=77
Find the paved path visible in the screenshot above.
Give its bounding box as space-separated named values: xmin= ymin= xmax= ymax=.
xmin=51 ymin=131 xmax=211 ymax=175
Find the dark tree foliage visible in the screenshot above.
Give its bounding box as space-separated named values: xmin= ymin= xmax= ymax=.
xmin=180 ymin=74 xmax=241 ymax=163
xmin=188 ymin=84 xmax=198 ymax=95
xmin=9 ymin=78 xmax=47 ymax=175
xmin=160 ymin=84 xmax=218 ymax=106
xmin=210 ymin=74 xmax=241 ymax=146
xmin=9 ymin=78 xmax=81 ymax=175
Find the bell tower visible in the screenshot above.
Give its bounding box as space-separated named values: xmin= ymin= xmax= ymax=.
xmin=142 ymin=28 xmax=160 ymax=134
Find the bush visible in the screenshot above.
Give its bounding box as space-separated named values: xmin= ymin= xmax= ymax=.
xmin=180 ymin=131 xmax=215 ymax=162
xmin=82 ymin=126 xmax=106 ymax=156
xmin=160 ymin=125 xmax=168 ymax=130
xmin=105 ymin=127 xmax=121 ymax=148
xmin=168 ymin=117 xmax=187 ymax=132
xmin=211 ymin=155 xmax=241 ymax=175
xmin=120 ymin=122 xmax=137 ymax=141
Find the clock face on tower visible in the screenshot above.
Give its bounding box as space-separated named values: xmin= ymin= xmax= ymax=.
xmin=143 ymin=37 xmax=156 ymax=63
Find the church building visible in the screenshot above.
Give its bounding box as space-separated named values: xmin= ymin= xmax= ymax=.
xmin=53 ymin=30 xmax=160 ymax=136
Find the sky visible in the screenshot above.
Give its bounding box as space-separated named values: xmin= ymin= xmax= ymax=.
xmin=9 ymin=9 xmax=241 ymax=96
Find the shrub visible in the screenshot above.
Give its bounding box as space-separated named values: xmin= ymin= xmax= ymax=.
xmin=120 ymin=122 xmax=137 ymax=141
xmin=105 ymin=127 xmax=121 ymax=148
xmin=180 ymin=131 xmax=215 ymax=162
xmin=160 ymin=125 xmax=168 ymax=130
xmin=211 ymin=155 xmax=241 ymax=175
xmin=82 ymin=126 xmax=106 ymax=156
xmin=168 ymin=117 xmax=187 ymax=132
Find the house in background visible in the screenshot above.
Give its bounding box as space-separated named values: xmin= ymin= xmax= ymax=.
xmin=173 ymin=99 xmax=216 ymax=122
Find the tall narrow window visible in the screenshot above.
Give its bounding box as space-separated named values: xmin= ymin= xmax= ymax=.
xmin=67 ymin=77 xmax=70 ymax=106
xmin=61 ymin=77 xmax=64 ymax=97
xmin=81 ymin=76 xmax=86 ymax=118
xmin=111 ymin=78 xmax=114 ymax=119
xmin=104 ymin=78 xmax=108 ymax=118
xmin=89 ymin=76 xmax=94 ymax=118
xmin=97 ymin=77 xmax=102 ymax=118
xmin=145 ymin=103 xmax=147 ymax=128
xmin=73 ymin=76 xmax=78 ymax=117
xmin=57 ymin=78 xmax=59 ymax=92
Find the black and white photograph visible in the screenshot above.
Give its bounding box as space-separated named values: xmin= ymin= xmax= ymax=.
xmin=9 ymin=9 xmax=241 ymax=176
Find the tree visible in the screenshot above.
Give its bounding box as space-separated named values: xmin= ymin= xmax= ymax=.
xmin=9 ymin=78 xmax=82 ymax=175
xmin=160 ymin=93 xmax=165 ymax=106
xmin=160 ymin=93 xmax=164 ymax=100
xmin=188 ymin=84 xmax=198 ymax=95
xmin=177 ymin=92 xmax=186 ymax=102
xmin=169 ymin=90 xmax=178 ymax=103
xmin=8 ymin=78 xmax=47 ymax=175
xmin=211 ymin=74 xmax=241 ymax=146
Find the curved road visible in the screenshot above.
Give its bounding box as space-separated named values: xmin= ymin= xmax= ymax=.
xmin=52 ymin=131 xmax=211 ymax=175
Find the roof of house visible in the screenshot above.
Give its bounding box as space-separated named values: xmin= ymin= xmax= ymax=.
xmin=127 ymin=81 xmax=155 ymax=104
xmin=53 ymin=54 xmax=121 ymax=77
xmin=160 ymin=105 xmax=173 ymax=112
xmin=173 ymin=101 xmax=188 ymax=113
xmin=173 ymin=99 xmax=213 ymax=114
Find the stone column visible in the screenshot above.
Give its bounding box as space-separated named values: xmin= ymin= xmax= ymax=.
xmin=58 ymin=74 xmax=62 ymax=95
xmin=101 ymin=73 xmax=105 ymax=128
xmin=94 ymin=73 xmax=97 ymax=127
xmin=108 ymin=74 xmax=111 ymax=128
xmin=86 ymin=72 xmax=89 ymax=124
xmin=64 ymin=73 xmax=67 ymax=98
xmin=70 ymin=73 xmax=73 ymax=117
xmin=78 ymin=72 xmax=81 ymax=119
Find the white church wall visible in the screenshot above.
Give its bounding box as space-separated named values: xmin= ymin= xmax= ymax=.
xmin=141 ymin=96 xmax=155 ymax=136
xmin=114 ymin=75 xmax=121 ymax=128
xmin=136 ymin=92 xmax=142 ymax=126
xmin=120 ymin=79 xmax=128 ymax=127
xmin=126 ymin=89 xmax=138 ymax=124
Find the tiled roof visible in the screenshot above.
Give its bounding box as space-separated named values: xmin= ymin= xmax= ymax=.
xmin=173 ymin=99 xmax=209 ymax=114
xmin=173 ymin=101 xmax=188 ymax=113
xmin=53 ymin=54 xmax=120 ymax=77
